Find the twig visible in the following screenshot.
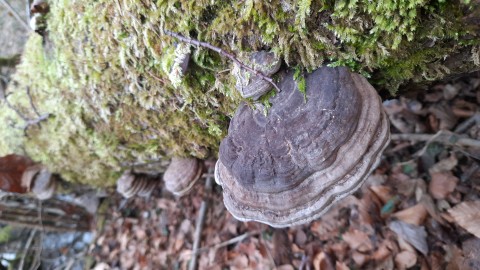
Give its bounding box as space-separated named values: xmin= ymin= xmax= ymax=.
xmin=163 ymin=30 xmax=281 ymax=93
xmin=390 ymin=131 xmax=480 ymax=148
xmin=23 ymin=113 xmax=50 ymax=128
xmin=454 ymin=112 xmax=480 ymax=133
xmin=26 ymin=87 xmax=40 ymax=117
xmin=3 ymin=97 xmax=29 ymax=121
xmin=188 ymin=166 xmax=213 ymax=270
xmin=29 ymin=200 xmax=43 ymax=270
xmin=18 ymin=229 xmax=37 ymax=270
xmin=0 ymin=0 xmax=31 ymax=31
xmin=196 ymin=230 xmax=262 ymax=254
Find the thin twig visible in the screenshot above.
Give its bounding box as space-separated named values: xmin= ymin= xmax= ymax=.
xmin=0 ymin=0 xmax=31 ymax=31
xmin=29 ymin=200 xmax=44 ymax=270
xmin=26 ymin=87 xmax=40 ymax=117
xmin=454 ymin=112 xmax=480 ymax=133
xmin=196 ymin=230 xmax=262 ymax=254
xmin=163 ymin=30 xmax=281 ymax=93
xmin=188 ymin=166 xmax=213 ymax=270
xmin=18 ymin=229 xmax=37 ymax=270
xmin=3 ymin=98 xmax=29 ymax=121
xmin=390 ymin=131 xmax=480 ymax=148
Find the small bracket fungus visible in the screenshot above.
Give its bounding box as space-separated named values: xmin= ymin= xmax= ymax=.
xmin=233 ymin=51 xmax=281 ymax=100
xmin=163 ymin=157 xmax=203 ymax=196
xmin=215 ymin=66 xmax=390 ymax=227
xmin=116 ymin=171 xmax=160 ymax=198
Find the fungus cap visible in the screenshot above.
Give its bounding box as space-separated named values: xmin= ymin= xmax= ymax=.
xmin=215 ymin=66 xmax=390 ymax=227
xmin=163 ymin=157 xmax=203 ymax=196
xmin=116 ymin=171 xmax=159 ymax=198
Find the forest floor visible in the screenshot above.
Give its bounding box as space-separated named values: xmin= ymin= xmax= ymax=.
xmin=89 ymin=73 xmax=480 ymax=270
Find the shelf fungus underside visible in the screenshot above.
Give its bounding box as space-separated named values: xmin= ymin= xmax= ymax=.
xmin=215 ymin=66 xmax=390 ymax=227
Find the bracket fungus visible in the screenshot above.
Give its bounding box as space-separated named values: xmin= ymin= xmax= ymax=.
xmin=163 ymin=157 xmax=203 ymax=196
xmin=233 ymin=51 xmax=281 ymax=100
xmin=215 ymin=66 xmax=390 ymax=227
xmin=116 ymin=171 xmax=160 ymax=198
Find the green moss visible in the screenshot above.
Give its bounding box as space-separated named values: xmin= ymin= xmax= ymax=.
xmin=1 ymin=0 xmax=478 ymax=187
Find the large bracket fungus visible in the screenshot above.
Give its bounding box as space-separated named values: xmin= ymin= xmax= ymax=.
xmin=215 ymin=66 xmax=390 ymax=227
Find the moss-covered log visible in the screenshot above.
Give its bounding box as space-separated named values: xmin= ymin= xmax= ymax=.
xmin=0 ymin=0 xmax=479 ymax=186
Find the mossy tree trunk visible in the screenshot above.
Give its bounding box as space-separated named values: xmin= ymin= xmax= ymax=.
xmin=0 ymin=0 xmax=479 ymax=187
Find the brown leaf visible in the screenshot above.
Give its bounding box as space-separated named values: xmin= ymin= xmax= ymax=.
xmin=294 ymin=229 xmax=307 ymax=247
xmin=429 ymin=154 xmax=458 ymax=174
xmin=428 ymin=103 xmax=458 ymax=130
xmin=371 ymin=240 xmax=392 ymax=262
xmin=429 ymin=172 xmax=459 ymax=199
xmin=459 ymin=238 xmax=480 ymax=270
xmin=448 ymin=201 xmax=480 ymax=238
xmin=335 ymin=261 xmax=349 ymax=270
xmin=313 ymin=252 xmax=334 ymax=270
xmin=0 ymin=154 xmax=34 ymax=193
xmin=393 ymin=204 xmax=428 ymax=226
xmin=352 ymin=251 xmax=370 ymax=267
xmin=342 ymin=229 xmax=373 ymax=252
xmin=277 ymin=265 xmax=295 ymax=270
xmin=395 ymin=250 xmax=417 ymax=270
xmin=370 ymin=185 xmax=393 ymax=204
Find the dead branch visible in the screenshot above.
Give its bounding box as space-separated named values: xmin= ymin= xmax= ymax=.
xmin=18 ymin=229 xmax=36 ymax=270
xmin=390 ymin=131 xmax=480 ymax=148
xmin=29 ymin=200 xmax=43 ymax=270
xmin=26 ymin=87 xmax=40 ymax=117
xmin=188 ymin=166 xmax=213 ymax=270
xmin=454 ymin=112 xmax=480 ymax=134
xmin=196 ymin=230 xmax=262 ymax=254
xmin=163 ymin=30 xmax=281 ymax=93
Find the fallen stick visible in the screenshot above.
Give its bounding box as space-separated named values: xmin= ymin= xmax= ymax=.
xmin=390 ymin=131 xmax=480 ymax=148
xmin=188 ymin=166 xmax=213 ymax=270
xmin=196 ymin=230 xmax=262 ymax=254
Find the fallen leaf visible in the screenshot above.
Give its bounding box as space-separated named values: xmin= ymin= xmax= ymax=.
xmin=370 ymin=185 xmax=393 ymax=204
xmin=395 ymin=250 xmax=417 ymax=270
xmin=313 ymin=252 xmax=334 ymax=270
xmin=277 ymin=265 xmax=295 ymax=270
xmin=393 ymin=203 xmax=428 ymax=226
xmin=335 ymin=261 xmax=349 ymax=270
xmin=389 ymin=220 xmax=429 ymax=255
xmin=459 ymin=238 xmax=480 ymax=270
xmin=0 ymin=154 xmax=34 ymax=193
xmin=448 ymin=201 xmax=480 ymax=238
xmin=371 ymin=240 xmax=392 ymax=261
xmin=352 ymin=251 xmax=370 ymax=267
xmin=429 ymin=154 xmax=458 ymax=174
xmin=429 ymin=172 xmax=459 ymax=199
xmin=295 ymin=229 xmax=307 ymax=247
xmin=342 ymin=229 xmax=373 ymax=252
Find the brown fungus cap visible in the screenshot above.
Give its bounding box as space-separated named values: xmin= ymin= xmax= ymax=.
xmin=215 ymin=66 xmax=390 ymax=227
xmin=163 ymin=157 xmax=203 ymax=196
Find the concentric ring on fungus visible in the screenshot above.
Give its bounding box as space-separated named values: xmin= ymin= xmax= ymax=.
xmin=215 ymin=66 xmax=390 ymax=227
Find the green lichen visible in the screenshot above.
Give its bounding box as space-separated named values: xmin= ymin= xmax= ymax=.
xmin=0 ymin=0 xmax=478 ymax=187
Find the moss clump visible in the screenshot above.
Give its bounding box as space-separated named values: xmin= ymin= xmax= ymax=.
xmin=1 ymin=0 xmax=478 ymax=186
